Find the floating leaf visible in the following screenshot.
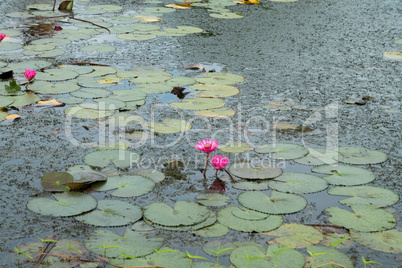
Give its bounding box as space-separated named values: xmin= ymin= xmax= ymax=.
xmin=195 ymin=72 xmax=244 ymax=84
xmin=306 ymin=245 xmax=353 ymax=268
xmin=231 ymin=207 xmax=269 ymax=220
xmin=0 ymin=112 xmax=8 ymax=121
xmin=80 ymin=98 xmax=126 ymax=110
xmin=146 ymin=118 xmax=192 ymax=133
xmin=325 ymin=205 xmax=396 ymax=232
xmin=263 ymin=223 xmax=323 ymax=248
xmin=217 ymin=206 xmax=283 ymax=232
xmin=136 ymin=169 xmax=165 ymax=183
xmin=0 ymin=96 xmax=14 ymax=107
xmin=80 ymin=45 xmax=116 ymax=53
xmin=0 ymin=43 xmax=22 ymax=51
xmin=23 ymin=44 xmax=56 ymax=51
xmin=192 ymin=211 xmax=217 ymax=231
xmin=255 ymin=143 xmax=308 ymax=159
xmin=209 ymin=13 xmax=244 ymax=19
xmin=294 ymin=148 xmax=338 ymax=166
xmin=65 ymin=106 xmax=113 ymax=119
xmin=31 ymin=38 xmax=71 ymax=46
xmin=81 ymin=66 xmax=117 ymax=77
xmin=238 ymin=191 xmax=307 ymax=214
xmin=75 ymin=199 xmax=142 ymax=227
xmin=337 ymin=146 xmax=388 ymax=164
xmin=218 ymin=142 xmax=253 ymax=153
xmin=117 ymin=33 xmax=157 ymax=41
xmin=312 ymin=164 xmax=375 ymax=186
xmin=27 ymin=3 xmax=52 ymax=10
xmin=232 ymin=180 xmax=270 ymax=190
xmin=27 ymin=192 xmax=97 ymax=217
xmin=23 ymin=48 xmax=65 ymax=57
xmin=89 ymin=4 xmax=122 ymax=11
xmin=350 ymin=228 xmax=402 ymax=254
xmin=134 ymin=15 xmax=163 ymax=23
xmin=195 ymin=107 xmax=235 ymax=117
xmin=195 ymin=193 xmax=232 ymax=207
xmin=229 ymin=162 xmax=283 ymax=180
xmin=85 ymin=229 xmax=163 ymax=258
xmin=30 ymin=81 xmax=80 ymax=94
xmin=192 ymin=84 xmax=239 ymax=97
xmin=92 ymin=175 xmax=155 ymax=197
xmin=382 ymin=52 xmax=402 ymax=59
xmin=110 ymin=89 xmax=146 ymax=101
xmin=59 ymin=65 xmax=94 ymax=75
xmin=165 ymin=76 xmax=196 ymax=87
xmin=144 ymin=201 xmax=210 ymax=227
xmin=64 ymin=170 xmax=107 ymax=189
xmin=191 ymin=223 xmax=229 ymax=237
xmin=41 ymin=172 xmax=73 ymax=192
xmin=321 ymin=233 xmax=354 ymax=248
xmin=83 ymin=149 xmax=140 ymax=168
xmin=267 ymin=172 xmax=328 ymax=194
xmin=328 ymin=185 xmax=399 ymax=207
xmin=171 ymin=97 xmax=226 ymax=110
xmin=12 ymin=93 xmax=40 ymax=107
xmin=136 ymin=83 xmax=172 ymax=94
xmin=7 ymin=60 xmax=52 ymax=72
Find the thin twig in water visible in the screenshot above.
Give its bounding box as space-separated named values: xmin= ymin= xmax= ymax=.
xmin=33 ymin=233 xmax=63 ymax=268
xmin=69 ymin=17 xmax=111 ymax=34
xmin=224 ymin=169 xmax=236 ymax=183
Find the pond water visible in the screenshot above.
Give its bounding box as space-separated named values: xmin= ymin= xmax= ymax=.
xmin=0 ymin=0 xmax=401 ymax=267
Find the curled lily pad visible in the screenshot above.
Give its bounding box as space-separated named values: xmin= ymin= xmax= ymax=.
xmin=267 ymin=172 xmax=328 ymax=194
xmin=328 ymin=185 xmax=399 ymax=207
xmin=229 ymin=162 xmax=283 ymax=180
xmin=255 ymin=143 xmax=308 ymax=160
xmin=75 ymin=199 xmax=142 ymax=227
xmin=29 ymin=80 xmax=80 ymax=94
xmin=217 ymin=206 xmax=283 ymax=232
xmin=263 ymin=223 xmax=323 ymax=248
xmin=85 ymin=229 xmax=163 ymax=258
xmin=238 ymin=190 xmax=307 ymax=214
xmin=195 ymin=193 xmax=232 ymax=207
xmin=91 ymin=175 xmax=155 ymax=197
xmin=144 ymin=201 xmax=210 ymax=227
xmin=41 ymin=172 xmax=73 ymax=192
xmin=170 ymin=97 xmax=226 ymax=110
xmin=337 ymin=146 xmax=388 ymax=164
xmin=350 ymin=228 xmax=402 ymax=254
xmin=27 ymin=192 xmax=97 ymax=217
xmin=83 ymin=149 xmax=140 ymax=168
xmin=218 ymin=142 xmax=253 ymax=153
xmin=325 ymin=205 xmax=396 ymax=232
xmin=64 ymin=170 xmax=107 ymax=189
xmin=312 ymin=164 xmax=375 ymax=186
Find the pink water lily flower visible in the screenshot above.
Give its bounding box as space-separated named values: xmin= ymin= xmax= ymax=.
xmin=210 ymin=155 xmax=230 ymax=170
xmin=195 ymin=139 xmax=219 ymax=153
xmin=24 ymin=69 xmax=36 ymax=81
xmin=0 ymin=33 xmax=6 ymax=42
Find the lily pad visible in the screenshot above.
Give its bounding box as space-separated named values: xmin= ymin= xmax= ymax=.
xmin=294 ymin=148 xmax=338 ymax=166
xmin=71 ymin=87 xmax=112 ymax=99
xmin=75 ymin=199 xmax=142 ymax=226
xmin=27 ymin=192 xmax=97 ymax=217
xmin=232 ymin=180 xmax=270 ymax=190
xmin=110 ymin=89 xmax=147 ymax=101
xmin=83 ymin=149 xmax=140 ymax=168
xmin=23 ymin=48 xmax=65 ymax=58
xmin=12 ymin=93 xmax=40 ymax=107
xmin=238 ymin=190 xmax=307 ymax=214
xmin=85 ymin=228 xmax=163 ymax=258
xmin=192 ymin=84 xmax=240 ymax=97
xmin=41 ymin=172 xmax=73 ymax=192
xmin=195 ymin=72 xmax=245 ymax=84
xmin=229 ymin=162 xmax=283 ymax=180
xmin=350 ymin=228 xmax=402 ymax=254
xmin=36 ymin=69 xmax=79 ymax=81
xmin=64 ymin=170 xmax=107 ymax=189
xmin=7 ymin=60 xmax=52 ymax=72
xmin=80 ymin=98 xmax=126 ymax=110
xmin=195 ymin=107 xmax=235 ymax=117
xmin=325 ymin=205 xmax=396 ymax=232
xmin=146 ymin=118 xmax=192 ymax=133
xmin=144 ymin=201 xmax=210 ymax=227
xmin=136 ymin=169 xmax=165 ymax=183
xmin=195 ymin=193 xmax=232 ymax=207
xmin=382 ymin=52 xmax=402 ymax=59
xmin=231 ymin=207 xmax=269 ymax=220
xmin=267 ymin=172 xmax=328 ymax=194
xmin=31 ymin=38 xmax=71 ymax=46
xmin=306 ymin=245 xmax=353 ymax=268
xmin=218 ymin=142 xmax=253 ymax=153
xmin=210 ymin=12 xmax=244 ymax=19
xmin=230 ymin=245 xmax=305 ymax=268
xmin=191 ymin=223 xmax=229 ymax=237
xmin=328 ymin=186 xmax=399 ymax=207
xmin=165 ymin=76 xmax=196 ymax=87
xmin=80 ymin=45 xmax=116 ymax=53
xmin=0 ymin=43 xmax=22 ymax=51
xmin=136 ymin=83 xmax=172 ymax=94
xmin=29 ymin=81 xmax=80 ymax=94
xmin=23 ymin=44 xmax=56 ymax=51
xmin=59 ymin=65 xmax=94 ymax=75
xmin=129 ymin=70 xmax=172 ymax=84
xmin=171 ymin=97 xmax=226 ymax=110
xmin=0 ymin=112 xmax=8 ymax=121
xmin=217 ymin=206 xmax=283 ymax=232
xmin=337 ymin=146 xmax=388 ymax=164
xmin=192 ymin=211 xmax=218 ymax=231
xmin=263 ymin=223 xmax=323 ymax=248
xmin=91 ymin=175 xmax=155 ymax=197
xmin=65 ymin=106 xmax=113 ymax=119
xmin=0 ymin=96 xmax=14 ymax=107
xmin=88 ymin=4 xmax=123 ymax=11
xmin=117 ymin=33 xmax=157 ymax=41
xmin=255 ymin=143 xmax=308 ymax=159
xmin=81 ymin=66 xmax=117 ymax=77
xmin=312 ymin=164 xmax=375 ymax=186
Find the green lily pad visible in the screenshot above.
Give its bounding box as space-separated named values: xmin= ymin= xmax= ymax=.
xmin=106 ymin=16 xmax=140 ymax=24
xmin=165 ymin=76 xmax=196 ymax=87
xmin=89 ymin=4 xmax=123 ymax=11
xmin=64 ymin=170 xmax=107 ymax=189
xmin=255 ymin=143 xmax=308 ymax=159
xmin=144 ymin=201 xmax=210 ymax=227
xmin=56 ymin=96 xmax=83 ymax=105
xmin=23 ymin=44 xmax=56 ymax=51
xmin=27 ymin=3 xmax=52 ymax=10
xmin=203 ymin=240 xmax=236 ymax=257
xmin=325 ymin=205 xmax=396 ymax=232
xmin=232 ymin=180 xmax=270 ymax=190
xmin=218 ymin=142 xmax=253 ymax=153
xmin=267 ymin=172 xmax=328 ymax=194
xmin=210 ymin=12 xmax=244 ymax=19
xmin=91 ymin=175 xmax=155 ymax=197
xmin=85 ymin=229 xmax=163 ymax=258
xmin=136 ymin=169 xmax=165 ymax=183
xmin=41 ymin=172 xmax=73 ymax=192
xmin=195 ymin=107 xmax=235 ymax=117
xmin=0 ymin=96 xmax=14 ymax=107
xmin=294 ymin=148 xmax=338 ymax=166
xmin=229 ymin=162 xmax=283 ymax=180
xmin=83 ymin=149 xmax=140 ymax=168
xmin=136 ymin=83 xmax=172 ymax=94
xmin=0 ymin=112 xmax=8 ymax=121
xmin=264 ymin=223 xmax=323 ymax=248
xmin=191 ymin=223 xmax=229 ymax=237
xmin=306 ymin=245 xmax=353 ymax=268
xmin=80 ymin=45 xmax=116 ymax=53
xmin=195 ymin=72 xmax=245 ymax=84
xmin=171 ymin=98 xmax=226 ymax=110
xmin=31 ymin=38 xmax=71 ymax=46
xmin=36 ymin=69 xmax=79 ymax=81
xmin=321 ymin=233 xmax=354 ymax=248
xmin=117 ymin=33 xmax=157 ymax=41
xmin=328 ymin=186 xmax=399 ymax=207
xmin=106 ymin=113 xmax=145 ymax=127
xmin=80 ymin=98 xmax=126 ymax=110
xmin=312 ymin=164 xmax=375 ymax=186
xmin=217 ymin=206 xmax=283 ymax=232
xmin=129 ymin=70 xmax=172 ymax=84
xmin=29 ymin=81 xmax=80 ymax=94
xmin=0 ymin=29 xmax=23 ymax=36
xmin=81 ymin=66 xmax=117 ymax=77
xmin=23 ymin=48 xmax=65 ymax=57
xmin=230 ymin=245 xmax=305 ymax=268
xmin=337 ymin=146 xmax=388 ymax=164
xmin=12 ymin=93 xmax=40 ymax=107
xmin=192 ymin=211 xmax=218 ymax=230
xmin=142 ymin=6 xmax=176 ymax=14
xmin=195 ymin=193 xmax=232 ymax=207
xmin=71 ymin=87 xmax=112 ymax=99
xmin=192 ymin=84 xmax=240 ymax=97
xmin=0 ymin=43 xmax=22 ymax=51
xmin=146 ymin=118 xmax=192 ymax=133
xmin=56 ymin=31 xmax=92 ymax=41
xmin=110 ymin=89 xmax=147 ymax=101
xmin=231 ymin=207 xmax=269 ymax=220
xmin=7 ymin=60 xmax=52 ymax=72
xmin=27 ymin=192 xmax=97 ymax=217
xmin=350 ymin=228 xmax=402 ymax=254
xmin=75 ymin=199 xmax=142 ymax=227
xmin=238 ymin=191 xmax=307 ymax=214
xmin=65 ymin=106 xmax=113 ymax=119
xmin=59 ymin=65 xmax=94 ymax=75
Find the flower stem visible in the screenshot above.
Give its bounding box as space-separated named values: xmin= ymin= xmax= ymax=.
xmin=215 ymin=169 xmax=218 ymax=177
xmin=203 ymin=153 xmax=209 ymax=176
xmin=25 ymin=80 xmax=30 ymax=90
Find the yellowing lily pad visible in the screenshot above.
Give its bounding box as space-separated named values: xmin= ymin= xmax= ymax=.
xmin=382 ymin=52 xmax=402 ymax=59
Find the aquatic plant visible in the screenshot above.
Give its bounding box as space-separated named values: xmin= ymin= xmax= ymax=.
xmin=0 ymin=33 xmax=5 ymax=42
xmin=24 ymin=69 xmax=36 ymax=90
xmin=209 ymin=154 xmax=230 ymax=176
xmin=194 ymin=139 xmax=219 ymax=176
